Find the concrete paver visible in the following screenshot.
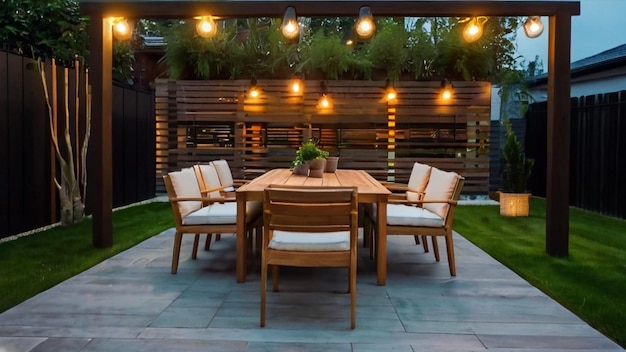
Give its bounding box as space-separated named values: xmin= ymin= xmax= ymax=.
xmin=0 ymin=225 xmax=622 ymax=352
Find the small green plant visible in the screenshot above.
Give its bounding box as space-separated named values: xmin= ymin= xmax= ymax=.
xmin=291 ymin=139 xmax=328 ymax=168
xmin=502 ymin=119 xmax=534 ymax=193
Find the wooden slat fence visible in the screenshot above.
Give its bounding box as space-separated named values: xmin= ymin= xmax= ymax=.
xmin=155 ymin=79 xmax=491 ymax=194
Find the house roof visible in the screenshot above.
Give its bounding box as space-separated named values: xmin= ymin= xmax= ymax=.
xmin=529 ymin=43 xmax=626 ymax=85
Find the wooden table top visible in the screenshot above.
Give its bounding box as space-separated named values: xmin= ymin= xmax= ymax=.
xmin=236 ymin=169 xmax=390 ymax=201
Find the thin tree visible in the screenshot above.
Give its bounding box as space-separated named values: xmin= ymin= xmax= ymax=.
xmin=32 ymin=58 xmax=91 ymax=225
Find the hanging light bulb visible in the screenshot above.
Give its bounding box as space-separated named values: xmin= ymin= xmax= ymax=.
xmin=112 ymin=18 xmax=132 ymax=41
xmin=249 ymin=78 xmax=261 ymax=98
xmin=523 ymin=16 xmax=544 ymax=38
xmin=440 ymin=79 xmax=454 ymax=100
xmin=385 ymin=80 xmax=397 ymax=102
xmin=317 ymin=81 xmax=333 ymax=110
xmin=289 ymin=78 xmax=303 ymax=95
xmin=281 ymin=7 xmax=300 ymax=41
xmin=355 ymin=6 xmax=376 ymax=40
xmin=317 ymin=94 xmax=333 ymax=110
xmin=462 ymin=17 xmax=487 ymax=43
xmin=196 ymin=16 xmax=217 ymax=38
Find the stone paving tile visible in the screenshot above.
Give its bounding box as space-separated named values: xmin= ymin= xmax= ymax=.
xmin=0 ymin=229 xmax=623 ymax=351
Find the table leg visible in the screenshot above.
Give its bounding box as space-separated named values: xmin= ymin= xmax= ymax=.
xmin=376 ymin=195 xmax=387 ymax=286
xmin=236 ymin=192 xmax=247 ymax=283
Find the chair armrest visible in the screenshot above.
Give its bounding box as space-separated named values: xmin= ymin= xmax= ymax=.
xmin=222 ymin=190 xmax=237 ymax=200
xmin=381 ymin=182 xmax=408 ymax=193
xmin=169 ymin=196 xmax=228 ymax=204
xmin=389 ymin=193 xmax=408 ymax=201
xmin=232 ymin=178 xmax=249 ymax=187
xmin=199 ymin=185 xmax=226 ymax=195
xmin=388 ymin=198 xmax=457 ymax=207
xmin=417 ymin=199 xmax=459 ymax=206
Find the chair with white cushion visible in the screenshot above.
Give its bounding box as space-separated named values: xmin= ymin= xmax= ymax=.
xmin=260 ymin=185 xmax=359 ymax=329
xmin=367 ymin=167 xmax=464 ymax=276
xmin=193 ymin=163 xmax=231 ymax=248
xmin=365 ymin=162 xmax=432 ymax=258
xmin=211 ymin=159 xmax=248 ymax=196
xmin=163 ymin=167 xmax=263 ymax=274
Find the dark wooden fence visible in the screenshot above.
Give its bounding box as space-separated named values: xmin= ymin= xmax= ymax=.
xmin=526 ymin=90 xmax=626 ymax=219
xmin=0 ymin=50 xmax=155 ymax=240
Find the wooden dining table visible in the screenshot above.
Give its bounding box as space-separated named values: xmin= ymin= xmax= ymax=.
xmin=236 ymin=168 xmax=391 ymax=285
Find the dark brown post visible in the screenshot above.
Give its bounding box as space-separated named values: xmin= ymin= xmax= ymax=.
xmin=545 ymin=12 xmax=572 ymax=256
xmin=88 ymin=14 xmax=114 ymax=247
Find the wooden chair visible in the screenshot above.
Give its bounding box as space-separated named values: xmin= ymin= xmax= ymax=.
xmin=211 ymin=159 xmax=248 ymax=195
xmin=367 ymin=167 xmax=464 ymax=276
xmin=260 ymin=185 xmax=359 ymax=329
xmin=193 ymin=163 xmax=231 ymax=247
xmin=365 ymin=162 xmax=432 ymax=257
xmin=163 ymin=167 xmax=263 ymax=274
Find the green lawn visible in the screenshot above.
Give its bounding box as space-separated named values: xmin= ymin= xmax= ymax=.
xmin=454 ymin=197 xmax=626 ymax=348
xmin=0 ymin=201 xmax=173 ymax=314
xmin=0 ymin=197 xmax=624 ymax=348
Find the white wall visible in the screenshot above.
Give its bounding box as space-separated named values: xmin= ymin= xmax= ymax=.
xmin=529 ymin=65 xmax=626 ymax=101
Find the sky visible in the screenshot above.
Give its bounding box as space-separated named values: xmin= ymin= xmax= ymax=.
xmin=514 ymin=0 xmax=626 ymax=68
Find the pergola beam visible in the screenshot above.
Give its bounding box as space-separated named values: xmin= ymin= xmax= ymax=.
xmin=80 ymin=1 xmax=580 ymax=18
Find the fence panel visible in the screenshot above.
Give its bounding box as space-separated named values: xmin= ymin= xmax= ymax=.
xmin=526 ymin=91 xmax=626 ymax=219
xmin=156 ymin=79 xmax=492 ymax=195
xmin=0 ymin=50 xmax=155 ymax=240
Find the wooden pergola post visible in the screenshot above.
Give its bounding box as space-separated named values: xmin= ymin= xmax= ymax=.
xmin=87 ymin=13 xmax=114 ymax=248
xmin=546 ymin=11 xmax=573 ymax=256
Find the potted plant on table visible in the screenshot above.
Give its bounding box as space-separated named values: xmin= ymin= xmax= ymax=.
xmin=499 ymin=119 xmax=535 ymax=216
xmin=291 ymin=140 xmax=329 ymax=177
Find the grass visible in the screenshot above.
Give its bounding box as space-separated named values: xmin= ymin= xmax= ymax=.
xmin=454 ymin=197 xmax=626 ymax=348
xmin=0 ymin=201 xmax=173 ymax=314
xmin=0 ymin=197 xmax=624 ymax=348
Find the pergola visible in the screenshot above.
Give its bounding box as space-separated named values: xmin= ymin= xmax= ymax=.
xmin=79 ymin=0 xmax=581 ymax=257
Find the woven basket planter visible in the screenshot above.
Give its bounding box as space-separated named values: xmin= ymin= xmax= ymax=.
xmin=499 ymin=192 xmax=530 ymax=217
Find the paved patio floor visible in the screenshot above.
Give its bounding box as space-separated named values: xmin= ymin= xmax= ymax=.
xmin=0 ymin=224 xmax=623 ymax=351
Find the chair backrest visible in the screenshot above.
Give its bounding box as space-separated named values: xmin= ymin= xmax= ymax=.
xmin=406 ymin=162 xmax=432 ymax=202
xmin=164 ymin=167 xmax=203 ymax=218
xmin=193 ymin=163 xmax=222 ymax=198
xmin=263 ymin=185 xmax=358 ymax=234
xmin=423 ymin=167 xmax=464 ymax=220
xmin=211 ymin=159 xmax=235 ymax=190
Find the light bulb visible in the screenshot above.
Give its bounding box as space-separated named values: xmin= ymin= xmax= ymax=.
xmin=196 ymin=16 xmax=217 ymax=38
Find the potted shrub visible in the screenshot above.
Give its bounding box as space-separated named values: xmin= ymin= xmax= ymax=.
xmin=499 ymin=119 xmax=535 ymax=216
xmin=291 ymin=140 xmax=328 ymax=177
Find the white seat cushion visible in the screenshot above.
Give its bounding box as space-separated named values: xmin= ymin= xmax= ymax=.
xmin=386 ymin=203 xmax=444 ymax=227
xmin=269 ymin=230 xmax=351 ymax=251
xmin=182 ymin=201 xmax=262 ymax=225
xmin=169 ymin=167 xmax=202 ymax=217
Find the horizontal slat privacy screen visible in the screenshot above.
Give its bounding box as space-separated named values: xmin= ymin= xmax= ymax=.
xmin=155 ymin=79 xmax=491 ymax=194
